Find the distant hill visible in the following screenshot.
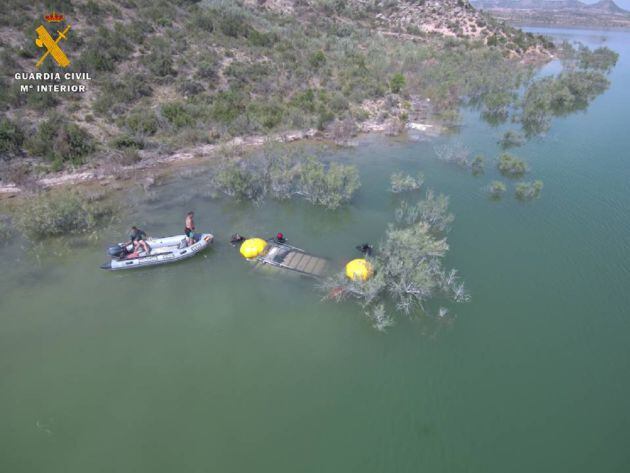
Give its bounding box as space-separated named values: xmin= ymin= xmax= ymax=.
xmin=474 ymin=0 xmax=628 ymax=11
xmin=472 ymin=0 xmax=630 ymax=27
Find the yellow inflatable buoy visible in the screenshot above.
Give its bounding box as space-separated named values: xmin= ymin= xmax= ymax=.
xmin=240 ymin=238 xmax=268 ymax=259
xmin=345 ymin=258 xmax=373 ymax=281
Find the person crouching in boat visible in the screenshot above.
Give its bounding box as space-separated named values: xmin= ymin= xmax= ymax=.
xmin=185 ymin=211 xmax=195 ymax=246
xmin=127 ymin=226 xmax=150 ymax=254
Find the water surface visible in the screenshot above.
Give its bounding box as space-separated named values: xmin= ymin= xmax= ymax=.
xmin=1 ymin=27 xmax=629 ymax=472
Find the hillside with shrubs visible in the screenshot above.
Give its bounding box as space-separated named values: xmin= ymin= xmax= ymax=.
xmin=0 ymin=0 xmax=556 ymax=184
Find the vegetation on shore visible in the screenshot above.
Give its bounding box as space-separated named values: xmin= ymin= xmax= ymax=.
xmin=1 ymin=0 xmax=555 ymax=186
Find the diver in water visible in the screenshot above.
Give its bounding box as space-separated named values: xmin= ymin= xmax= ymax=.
xmin=230 ymin=233 xmax=246 ymax=246
xmin=356 ymin=243 xmax=373 ymax=256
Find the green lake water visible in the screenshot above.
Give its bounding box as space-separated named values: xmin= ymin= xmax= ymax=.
xmin=2 ymin=28 xmax=630 ymax=472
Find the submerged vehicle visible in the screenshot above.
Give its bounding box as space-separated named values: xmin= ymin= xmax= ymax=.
xmin=239 ymin=236 xmax=329 ymax=278
xmin=101 ymin=233 xmax=213 ymax=270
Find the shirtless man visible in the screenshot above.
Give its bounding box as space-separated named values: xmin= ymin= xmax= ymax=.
xmin=184 ymin=211 xmax=195 ymax=246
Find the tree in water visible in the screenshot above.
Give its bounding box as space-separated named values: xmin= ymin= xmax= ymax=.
xmin=389 ymin=171 xmax=424 ymax=193
xmin=323 ymin=191 xmax=467 ymax=330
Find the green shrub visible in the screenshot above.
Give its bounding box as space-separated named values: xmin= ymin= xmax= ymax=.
xmin=499 ymin=130 xmax=525 ymax=149
xmin=297 ymin=158 xmax=360 ymax=209
xmin=213 ymin=161 xmax=265 ymax=201
xmin=390 ymin=73 xmax=406 ymax=94
xmin=290 ymin=89 xmax=316 ymax=113
xmin=125 ymin=109 xmax=160 ymax=135
xmin=94 ymin=74 xmax=153 ymax=114
xmin=577 ymin=46 xmax=618 ymax=72
xmin=309 ymin=50 xmax=326 ymax=69
xmin=212 ymin=152 xmax=360 ymax=209
xmin=26 ymin=115 xmax=95 ymax=166
xmin=390 ymin=172 xmax=423 ymax=193
xmin=248 ymin=29 xmax=276 ymax=47
xmin=217 ymin=9 xmax=249 ymax=37
xmin=194 ymin=11 xmax=215 ymax=32
xmin=497 ymin=153 xmax=527 ymax=177
xmin=161 ymin=102 xmax=196 ymax=129
xmin=143 ymin=45 xmax=175 ymax=77
xmin=13 ymin=190 xmax=117 ymax=239
xmin=78 ymin=25 xmax=133 ymax=72
xmin=471 ymin=155 xmax=484 ymax=175
xmin=0 ymin=117 xmax=24 ymax=159
xmin=515 ymin=180 xmax=543 ymax=201
xmin=111 ymin=133 xmax=144 ymax=150
xmin=323 ymin=192 xmax=466 ymax=327
xmin=487 ymin=180 xmax=507 ymax=199
xmin=247 ymin=101 xmax=284 ymax=129
xmin=210 ymin=89 xmax=246 ymax=124
xmin=196 ymin=58 xmax=219 ymax=81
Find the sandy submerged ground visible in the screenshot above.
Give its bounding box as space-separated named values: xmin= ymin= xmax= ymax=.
xmin=0 ymin=120 xmax=442 ymax=199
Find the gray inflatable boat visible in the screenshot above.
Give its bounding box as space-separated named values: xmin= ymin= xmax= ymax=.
xmin=101 ymin=233 xmax=213 ymax=270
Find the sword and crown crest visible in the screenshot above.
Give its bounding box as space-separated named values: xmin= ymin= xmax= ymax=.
xmin=35 ymin=13 xmax=71 ymax=68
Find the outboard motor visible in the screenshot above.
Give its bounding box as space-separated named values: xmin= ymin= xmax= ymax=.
xmin=107 ymin=244 xmax=128 ymax=259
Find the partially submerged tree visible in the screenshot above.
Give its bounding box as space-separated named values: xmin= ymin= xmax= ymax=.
xmin=323 ymin=191 xmax=467 ymax=330
xmin=471 ymin=155 xmax=484 ymax=175
xmin=434 ymin=142 xmax=470 ymax=168
xmin=515 ymin=180 xmax=543 ymax=201
xmin=499 ymin=130 xmax=526 ymax=149
xmin=486 ymin=180 xmax=507 ymax=199
xmin=497 ymin=153 xmax=528 ymax=178
xmin=390 ymin=171 xmax=424 ymax=193
xmin=211 ymin=146 xmax=361 ymax=210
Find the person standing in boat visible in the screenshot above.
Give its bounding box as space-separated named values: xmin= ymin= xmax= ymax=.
xmin=185 ymin=211 xmax=196 ymax=246
xmin=127 ymin=226 xmax=150 ymax=254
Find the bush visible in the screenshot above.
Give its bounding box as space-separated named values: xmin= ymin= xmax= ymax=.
xmin=577 ymin=46 xmax=618 ymax=72
xmin=13 ymin=190 xmax=117 ymax=239
xmin=111 ymin=133 xmax=144 ymax=150
xmin=487 ymin=180 xmax=507 ymax=199
xmin=212 ymin=152 xmax=360 ymax=209
xmin=390 ymin=73 xmax=406 ymax=94
xmin=515 ymin=180 xmax=543 ymax=201
xmin=499 ymin=130 xmax=525 ymax=149
xmin=390 ymin=172 xmax=423 ymax=193
xmin=309 ymin=50 xmax=326 ymax=69
xmin=161 ymin=102 xmax=196 ymax=129
xmin=210 ymin=89 xmax=246 ymax=124
xmin=217 ymin=9 xmax=249 ymax=37
xmin=497 ymin=153 xmax=527 ymax=177
xmin=196 ymin=58 xmax=219 ymax=81
xmin=521 ymin=71 xmax=610 ymax=136
xmin=26 ymin=115 xmax=95 ymax=166
xmin=213 ymin=161 xmax=265 ymax=202
xmin=125 ymin=109 xmax=160 ymax=135
xmin=471 ymin=155 xmax=484 ymax=175
xmin=298 ymin=158 xmax=361 ymax=209
xmin=0 ymin=117 xmax=24 ymax=159
xmin=94 ymin=74 xmax=153 ymax=114
xmin=323 ymin=192 xmax=467 ymax=327
xmin=143 ymin=45 xmax=175 ymax=77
